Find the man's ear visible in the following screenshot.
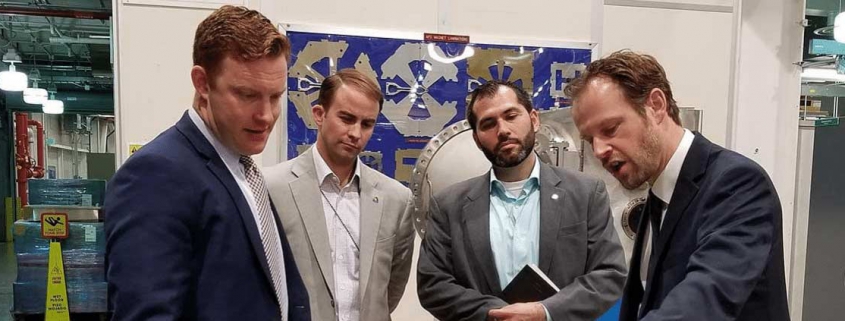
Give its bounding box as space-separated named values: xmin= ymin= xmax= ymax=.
xmin=312 ymin=104 xmax=326 ymax=128
xmin=644 ymin=88 xmax=668 ymax=124
xmin=191 ymin=66 xmax=210 ymax=100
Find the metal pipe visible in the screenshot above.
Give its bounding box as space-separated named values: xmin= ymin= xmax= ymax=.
xmin=0 ymin=6 xmax=111 ymax=20
xmin=14 ymin=112 xmax=30 ymax=205
xmin=27 ymin=119 xmax=44 ymax=178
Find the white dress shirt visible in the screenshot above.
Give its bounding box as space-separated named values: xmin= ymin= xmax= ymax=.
xmin=313 ymin=146 xmax=362 ymax=321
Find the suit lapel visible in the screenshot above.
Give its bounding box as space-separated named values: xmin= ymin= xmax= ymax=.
xmin=642 ymin=133 xmax=710 ymax=310
xmin=289 ymin=151 xmax=337 ymax=299
xmin=358 ymin=167 xmax=384 ymax=304
xmin=462 ymin=173 xmax=501 ymax=294
xmin=538 ymin=163 xmax=565 ymax=275
xmin=175 ymin=112 xmax=276 ymax=292
xmin=206 ymin=159 xmax=276 ymax=287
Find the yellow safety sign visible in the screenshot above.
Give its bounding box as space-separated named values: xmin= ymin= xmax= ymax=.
xmin=129 ymin=143 xmax=144 ymax=156
xmin=45 ymin=242 xmax=70 ymax=321
xmin=41 ymin=213 xmax=68 ymax=239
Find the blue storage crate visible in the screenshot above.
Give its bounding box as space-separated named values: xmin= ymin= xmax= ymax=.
xmin=27 ymin=179 xmax=106 ymax=207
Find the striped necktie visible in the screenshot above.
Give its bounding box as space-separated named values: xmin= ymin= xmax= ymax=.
xmin=240 ymin=155 xmax=288 ymax=320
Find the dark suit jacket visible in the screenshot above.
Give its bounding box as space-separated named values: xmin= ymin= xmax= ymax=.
xmin=620 ymin=133 xmax=790 ymax=321
xmin=417 ymin=161 xmax=627 ymax=320
xmin=104 ymin=112 xmax=310 ymax=321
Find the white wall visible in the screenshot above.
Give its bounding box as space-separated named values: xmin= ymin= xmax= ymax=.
xmin=790 ymin=126 xmax=814 ymax=321
xmin=264 ymin=0 xmax=592 ymax=41
xmin=602 ymin=4 xmax=734 ymax=145
xmin=730 ymin=0 xmax=804 ymax=297
xmin=114 ymin=4 xmax=214 ymax=163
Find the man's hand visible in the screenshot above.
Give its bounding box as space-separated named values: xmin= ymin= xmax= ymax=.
xmin=487 ymin=302 xmax=547 ymax=321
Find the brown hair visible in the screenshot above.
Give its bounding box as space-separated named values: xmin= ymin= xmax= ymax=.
xmin=564 ymin=50 xmax=681 ymax=125
xmin=466 ymin=80 xmax=533 ymax=131
xmin=193 ymin=5 xmax=290 ymax=84
xmin=318 ymin=68 xmax=384 ymax=112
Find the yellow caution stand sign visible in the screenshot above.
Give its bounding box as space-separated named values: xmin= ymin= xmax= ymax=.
xmin=42 ymin=213 xmax=70 ymax=321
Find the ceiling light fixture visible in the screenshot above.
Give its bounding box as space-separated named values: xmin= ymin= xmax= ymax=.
xmin=42 ymin=94 xmax=64 ymax=114
xmin=24 ymin=87 xmax=48 ymax=105
xmin=837 ymin=1 xmax=845 ymax=43
xmin=0 ymin=62 xmax=28 ymax=91
xmin=2 ymin=48 xmax=22 ymax=63
xmin=836 ymin=13 xmax=845 ymax=43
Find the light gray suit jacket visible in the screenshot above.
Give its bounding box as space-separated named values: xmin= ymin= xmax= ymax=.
xmin=265 ymin=148 xmax=415 ymax=321
xmin=417 ymin=162 xmax=627 ymax=320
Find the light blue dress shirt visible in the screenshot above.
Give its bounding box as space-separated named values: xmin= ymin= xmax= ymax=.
xmin=489 ymin=157 xmax=551 ymax=320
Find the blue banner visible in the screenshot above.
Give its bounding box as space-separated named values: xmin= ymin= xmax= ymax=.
xmin=286 ymin=31 xmax=591 ymax=186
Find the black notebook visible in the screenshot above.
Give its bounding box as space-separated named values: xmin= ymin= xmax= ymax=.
xmin=501 ymin=264 xmax=560 ymax=304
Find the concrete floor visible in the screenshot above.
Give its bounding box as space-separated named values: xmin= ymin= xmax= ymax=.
xmin=0 ymin=242 xmax=15 ymax=321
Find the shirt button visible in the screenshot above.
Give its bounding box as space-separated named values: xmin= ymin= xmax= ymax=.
xmin=339 ymin=255 xmax=344 ymax=260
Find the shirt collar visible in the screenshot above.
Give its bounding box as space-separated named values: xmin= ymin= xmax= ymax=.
xmin=490 ymin=155 xmax=540 ymax=200
xmin=188 ymin=108 xmax=243 ymax=170
xmin=312 ymin=145 xmax=361 ymax=188
xmin=651 ymin=129 xmax=695 ymax=205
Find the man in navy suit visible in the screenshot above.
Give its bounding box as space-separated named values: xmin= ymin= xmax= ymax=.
xmin=104 ymin=6 xmax=309 ymax=320
xmin=567 ymin=50 xmax=789 ymax=321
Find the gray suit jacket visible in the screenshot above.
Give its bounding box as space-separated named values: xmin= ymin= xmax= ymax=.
xmin=265 ymin=148 xmax=415 ymax=321
xmin=417 ymin=162 xmax=627 ymax=320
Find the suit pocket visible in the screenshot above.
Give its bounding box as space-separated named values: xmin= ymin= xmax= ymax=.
xmin=368 ymin=233 xmax=396 ymax=304
xmin=559 ymin=221 xmax=587 ymax=237
xmin=377 ymin=233 xmax=397 ymax=243
xmin=554 ymin=221 xmax=588 ymax=276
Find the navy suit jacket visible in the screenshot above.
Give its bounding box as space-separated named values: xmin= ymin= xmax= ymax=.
xmin=620 ymin=133 xmax=789 ymax=321
xmin=105 ymin=112 xmax=310 ymax=320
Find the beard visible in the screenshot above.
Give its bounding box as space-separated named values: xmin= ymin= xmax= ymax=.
xmin=617 ymin=124 xmax=661 ymax=189
xmin=481 ymin=129 xmax=536 ymax=168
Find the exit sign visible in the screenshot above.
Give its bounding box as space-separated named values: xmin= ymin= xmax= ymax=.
xmin=815 ymin=118 xmax=840 ymax=127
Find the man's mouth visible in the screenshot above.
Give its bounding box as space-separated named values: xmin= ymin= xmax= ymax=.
xmin=608 ymin=160 xmax=624 ymax=173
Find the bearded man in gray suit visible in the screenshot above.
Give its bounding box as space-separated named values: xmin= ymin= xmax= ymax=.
xmin=417 ymin=80 xmax=627 ymax=321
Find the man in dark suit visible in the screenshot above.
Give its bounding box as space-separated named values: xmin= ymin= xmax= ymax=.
xmin=104 ymin=6 xmax=309 ymax=320
xmin=417 ymin=81 xmax=627 ymax=321
xmin=567 ymin=50 xmax=789 ymax=321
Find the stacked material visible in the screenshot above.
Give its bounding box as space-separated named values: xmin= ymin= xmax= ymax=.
xmin=12 ymin=220 xmax=107 ymax=314
xmin=28 ymin=179 xmax=107 ymax=207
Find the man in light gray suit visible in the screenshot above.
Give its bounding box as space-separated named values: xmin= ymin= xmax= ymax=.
xmin=265 ymin=69 xmax=415 ymax=321
xmin=417 ymin=80 xmax=627 ymax=321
